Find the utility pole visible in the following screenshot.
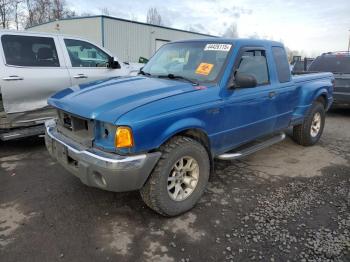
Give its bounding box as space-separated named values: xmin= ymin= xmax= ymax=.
xmin=348 ymin=29 xmax=350 ymax=52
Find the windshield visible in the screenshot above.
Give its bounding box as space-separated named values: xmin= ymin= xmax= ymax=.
xmin=308 ymin=55 xmax=350 ymax=74
xmin=142 ymin=42 xmax=233 ymax=83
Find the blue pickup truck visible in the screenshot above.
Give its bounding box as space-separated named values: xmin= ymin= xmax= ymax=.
xmin=45 ymin=39 xmax=333 ymax=216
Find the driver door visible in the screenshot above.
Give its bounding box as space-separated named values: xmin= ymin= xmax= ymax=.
xmin=61 ymin=37 xmax=124 ymax=86
xmin=220 ymin=48 xmax=278 ymax=150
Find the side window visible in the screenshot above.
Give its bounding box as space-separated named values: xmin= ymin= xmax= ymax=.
xmin=1 ymin=35 xmax=59 ymax=67
xmin=236 ymin=50 xmax=269 ymax=86
xmin=64 ymin=39 xmax=110 ymax=68
xmin=272 ymin=47 xmax=291 ymax=83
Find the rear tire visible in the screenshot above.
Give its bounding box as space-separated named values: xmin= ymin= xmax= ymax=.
xmin=293 ymin=101 xmax=325 ymax=146
xmin=140 ymin=136 xmax=210 ymax=216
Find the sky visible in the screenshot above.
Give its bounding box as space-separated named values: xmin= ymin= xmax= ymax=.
xmin=70 ymin=0 xmax=350 ymax=57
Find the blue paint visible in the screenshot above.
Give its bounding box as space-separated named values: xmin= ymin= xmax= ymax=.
xmin=48 ymin=38 xmax=334 ymax=155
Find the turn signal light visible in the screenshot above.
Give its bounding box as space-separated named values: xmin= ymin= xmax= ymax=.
xmin=115 ymin=127 xmax=134 ymax=148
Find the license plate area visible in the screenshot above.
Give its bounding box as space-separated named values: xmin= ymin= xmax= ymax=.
xmin=53 ymin=140 xmax=68 ymax=164
xmin=67 ymin=154 xmax=79 ymax=168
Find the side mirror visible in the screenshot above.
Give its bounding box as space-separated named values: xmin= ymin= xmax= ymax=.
xmin=233 ymin=72 xmax=257 ymax=88
xmin=139 ymin=56 xmax=149 ymax=64
xmin=108 ymin=57 xmax=121 ymax=69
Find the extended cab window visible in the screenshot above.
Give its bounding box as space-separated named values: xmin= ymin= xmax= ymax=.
xmin=1 ymin=35 xmax=59 ymax=67
xmin=64 ymin=39 xmax=110 ymax=68
xmin=236 ymin=50 xmax=269 ymax=86
xmin=272 ymin=47 xmax=291 ymax=82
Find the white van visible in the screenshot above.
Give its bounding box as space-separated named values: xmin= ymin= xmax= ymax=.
xmin=0 ymin=30 xmax=141 ymax=140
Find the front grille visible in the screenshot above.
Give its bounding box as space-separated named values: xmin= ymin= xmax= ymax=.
xmin=56 ymin=110 xmax=94 ymax=147
xmin=63 ymin=113 xmax=73 ymax=130
xmin=61 ymin=112 xmax=89 ymax=132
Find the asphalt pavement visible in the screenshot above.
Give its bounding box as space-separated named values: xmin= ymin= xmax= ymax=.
xmin=1 ymin=108 xmax=349 ymax=262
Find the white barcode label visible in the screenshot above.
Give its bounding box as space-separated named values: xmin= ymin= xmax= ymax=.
xmin=204 ymin=44 xmax=232 ymax=52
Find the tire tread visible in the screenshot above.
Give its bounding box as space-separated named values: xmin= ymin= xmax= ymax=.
xmin=293 ymin=101 xmax=325 ymax=146
xmin=140 ymin=136 xmax=208 ymax=216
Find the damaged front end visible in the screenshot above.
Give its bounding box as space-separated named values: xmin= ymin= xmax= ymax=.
xmin=0 ymin=100 xmax=57 ymax=140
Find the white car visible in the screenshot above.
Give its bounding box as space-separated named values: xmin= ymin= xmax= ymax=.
xmin=0 ymin=30 xmax=142 ymax=140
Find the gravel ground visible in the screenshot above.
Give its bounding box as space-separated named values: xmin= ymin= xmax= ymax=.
xmin=0 ymin=108 xmax=349 ymax=262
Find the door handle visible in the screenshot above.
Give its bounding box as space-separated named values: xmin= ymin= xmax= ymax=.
xmin=73 ymin=74 xmax=88 ymax=79
xmin=268 ymin=91 xmax=276 ymax=98
xmin=2 ymin=75 xmax=24 ymax=81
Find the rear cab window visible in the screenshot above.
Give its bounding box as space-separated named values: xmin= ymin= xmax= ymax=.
xmin=1 ymin=34 xmax=60 ymax=67
xmin=272 ymin=46 xmax=291 ymax=83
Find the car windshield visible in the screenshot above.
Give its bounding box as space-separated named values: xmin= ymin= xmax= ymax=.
xmin=142 ymin=42 xmax=233 ymax=83
xmin=308 ymin=55 xmax=350 ymax=74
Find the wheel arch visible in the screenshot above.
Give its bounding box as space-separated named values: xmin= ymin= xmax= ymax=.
xmin=159 ymin=124 xmax=214 ymax=175
xmin=315 ymin=92 xmax=328 ymax=109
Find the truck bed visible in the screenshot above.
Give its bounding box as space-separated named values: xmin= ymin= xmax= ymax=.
xmin=292 ymin=72 xmax=333 ymax=84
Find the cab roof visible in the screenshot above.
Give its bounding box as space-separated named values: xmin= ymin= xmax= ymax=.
xmin=173 ymin=38 xmax=284 ymax=48
xmin=0 ymin=29 xmax=88 ymax=40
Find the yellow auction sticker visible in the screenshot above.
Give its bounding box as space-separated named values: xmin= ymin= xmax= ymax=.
xmin=195 ymin=63 xmax=214 ymax=75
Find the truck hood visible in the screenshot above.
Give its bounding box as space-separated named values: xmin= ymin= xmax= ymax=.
xmin=48 ymin=76 xmax=199 ymax=123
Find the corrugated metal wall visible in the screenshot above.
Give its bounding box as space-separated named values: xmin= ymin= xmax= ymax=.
xmin=103 ymin=17 xmax=212 ymax=62
xmin=27 ymin=16 xmax=214 ymax=63
xmin=27 ymin=17 xmax=102 ymax=46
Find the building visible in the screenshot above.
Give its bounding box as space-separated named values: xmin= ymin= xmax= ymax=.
xmin=26 ymin=15 xmax=215 ymax=62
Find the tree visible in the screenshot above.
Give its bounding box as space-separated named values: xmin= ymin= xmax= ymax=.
xmin=146 ymin=7 xmax=162 ymax=26
xmin=12 ymin=0 xmax=23 ymax=30
xmin=25 ymin=0 xmax=35 ymax=27
xmin=0 ymin=0 xmax=13 ymax=28
xmin=100 ymin=7 xmax=109 ymax=16
xmin=223 ymin=23 xmax=238 ymax=38
xmin=52 ymin=0 xmax=64 ymax=20
xmin=53 ymin=0 xmax=75 ymax=19
xmin=0 ymin=0 xmax=76 ymax=29
xmin=24 ymin=0 xmax=75 ymax=28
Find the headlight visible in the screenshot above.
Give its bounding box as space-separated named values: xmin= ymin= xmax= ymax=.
xmin=115 ymin=126 xmax=134 ymax=148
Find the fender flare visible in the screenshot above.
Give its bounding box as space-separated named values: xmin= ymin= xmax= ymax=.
xmin=156 ymin=117 xmax=208 ymax=148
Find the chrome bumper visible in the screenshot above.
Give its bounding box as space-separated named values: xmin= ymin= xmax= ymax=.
xmin=45 ymin=119 xmax=161 ymax=192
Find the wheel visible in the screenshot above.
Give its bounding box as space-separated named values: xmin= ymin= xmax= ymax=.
xmin=140 ymin=136 xmax=210 ymax=216
xmin=293 ymin=101 xmax=325 ymax=146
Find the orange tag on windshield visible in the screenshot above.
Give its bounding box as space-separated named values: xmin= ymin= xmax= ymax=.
xmin=195 ymin=63 xmax=214 ymax=75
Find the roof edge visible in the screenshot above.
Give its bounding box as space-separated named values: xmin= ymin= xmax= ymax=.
xmin=26 ymin=15 xmax=217 ymax=38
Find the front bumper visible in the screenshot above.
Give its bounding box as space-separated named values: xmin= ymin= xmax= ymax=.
xmin=45 ymin=120 xmax=161 ymax=192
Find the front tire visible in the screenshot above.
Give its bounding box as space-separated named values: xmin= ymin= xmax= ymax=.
xmin=140 ymin=136 xmax=210 ymax=216
xmin=293 ymin=101 xmax=325 ymax=146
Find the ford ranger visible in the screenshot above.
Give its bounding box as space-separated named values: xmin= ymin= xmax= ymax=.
xmin=45 ymin=39 xmax=334 ymax=216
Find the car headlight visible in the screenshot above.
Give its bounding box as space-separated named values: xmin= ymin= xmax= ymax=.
xmin=115 ymin=126 xmax=134 ymax=148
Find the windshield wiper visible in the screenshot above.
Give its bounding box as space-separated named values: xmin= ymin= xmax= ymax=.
xmin=158 ymin=74 xmax=198 ymax=85
xmin=139 ymin=69 xmax=152 ymax=77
